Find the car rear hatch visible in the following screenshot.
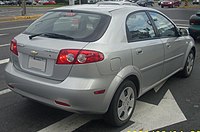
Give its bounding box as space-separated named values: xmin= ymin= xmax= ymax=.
xmin=10 ymin=10 xmax=111 ymax=81
xmin=11 ymin=34 xmax=89 ymax=81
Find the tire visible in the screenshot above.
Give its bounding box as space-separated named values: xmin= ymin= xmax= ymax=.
xmin=161 ymin=5 xmax=164 ymax=8
xmin=179 ymin=50 xmax=195 ymax=78
xmin=104 ymin=80 xmax=137 ymax=127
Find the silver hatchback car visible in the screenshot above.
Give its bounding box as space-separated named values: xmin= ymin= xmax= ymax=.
xmin=5 ymin=5 xmax=195 ymax=126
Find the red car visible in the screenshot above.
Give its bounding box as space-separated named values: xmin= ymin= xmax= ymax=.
xmin=38 ymin=0 xmax=56 ymax=5
xmin=160 ymin=0 xmax=181 ymax=8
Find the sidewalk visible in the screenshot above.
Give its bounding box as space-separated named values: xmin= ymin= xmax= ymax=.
xmin=0 ymin=14 xmax=43 ymax=22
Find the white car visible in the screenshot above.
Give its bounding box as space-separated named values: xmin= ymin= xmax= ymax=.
xmin=5 ymin=4 xmax=195 ymax=127
xmin=193 ymin=0 xmax=199 ymax=4
xmin=0 ymin=1 xmax=5 ymax=5
xmin=97 ymin=1 xmax=139 ymax=5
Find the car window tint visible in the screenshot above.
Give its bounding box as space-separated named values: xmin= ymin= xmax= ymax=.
xmin=126 ymin=12 xmax=156 ymax=42
xmin=24 ymin=11 xmax=111 ymax=42
xmin=149 ymin=12 xmax=177 ymax=38
xmin=53 ymin=14 xmax=101 ymax=39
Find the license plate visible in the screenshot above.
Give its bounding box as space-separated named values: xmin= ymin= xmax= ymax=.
xmin=28 ymin=56 xmax=46 ymax=72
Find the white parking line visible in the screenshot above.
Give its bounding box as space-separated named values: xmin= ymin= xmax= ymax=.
xmin=177 ymin=24 xmax=189 ymax=27
xmin=0 ymin=25 xmax=28 ymax=31
xmin=0 ymin=34 xmax=8 ymax=37
xmin=38 ymin=114 xmax=96 ymax=132
xmin=172 ymin=19 xmax=188 ymax=22
xmin=0 ymin=44 xmax=10 ymax=47
xmin=0 ymin=58 xmax=9 ymax=65
xmin=0 ymin=89 xmax=11 ymax=96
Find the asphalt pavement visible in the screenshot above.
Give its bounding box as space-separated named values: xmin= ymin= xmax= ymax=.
xmin=0 ymin=6 xmax=200 ymax=132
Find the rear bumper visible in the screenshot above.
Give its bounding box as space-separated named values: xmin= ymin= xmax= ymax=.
xmin=5 ymin=62 xmax=116 ymax=114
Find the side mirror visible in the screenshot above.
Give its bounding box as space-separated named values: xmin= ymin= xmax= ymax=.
xmin=179 ymin=28 xmax=189 ymax=36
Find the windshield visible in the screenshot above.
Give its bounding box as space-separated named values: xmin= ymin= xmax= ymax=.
xmin=24 ymin=11 xmax=111 ymax=42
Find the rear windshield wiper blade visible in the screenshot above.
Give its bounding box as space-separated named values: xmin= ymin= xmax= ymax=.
xmin=29 ymin=33 xmax=74 ymax=40
xmin=29 ymin=33 xmax=44 ymax=40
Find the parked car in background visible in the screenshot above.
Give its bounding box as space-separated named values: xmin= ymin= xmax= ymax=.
xmin=88 ymin=0 xmax=96 ymax=4
xmin=0 ymin=0 xmax=5 ymax=5
xmin=4 ymin=0 xmax=18 ymax=5
xmin=137 ymin=0 xmax=154 ymax=6
xmin=193 ymin=0 xmax=199 ymax=4
xmin=32 ymin=0 xmax=37 ymax=4
xmin=189 ymin=11 xmax=200 ymax=40
xmin=5 ymin=4 xmax=195 ymax=127
xmin=38 ymin=0 xmax=56 ymax=5
xmin=160 ymin=0 xmax=180 ymax=8
xmin=158 ymin=0 xmax=163 ymax=5
xmin=26 ymin=0 xmax=33 ymax=5
xmin=35 ymin=0 xmax=40 ymax=3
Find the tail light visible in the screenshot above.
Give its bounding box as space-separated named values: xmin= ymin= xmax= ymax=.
xmin=190 ymin=19 xmax=200 ymax=25
xmin=10 ymin=39 xmax=18 ymax=56
xmin=56 ymin=49 xmax=104 ymax=64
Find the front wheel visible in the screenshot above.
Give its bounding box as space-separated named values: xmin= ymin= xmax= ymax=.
xmin=104 ymin=80 xmax=137 ymax=126
xmin=179 ymin=50 xmax=195 ymax=78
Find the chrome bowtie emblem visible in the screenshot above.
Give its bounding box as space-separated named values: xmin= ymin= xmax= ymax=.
xmin=31 ymin=50 xmax=38 ymax=56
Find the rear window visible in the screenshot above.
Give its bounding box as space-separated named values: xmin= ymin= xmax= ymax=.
xmin=24 ymin=10 xmax=111 ymax=42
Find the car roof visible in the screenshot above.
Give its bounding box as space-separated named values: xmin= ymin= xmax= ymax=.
xmin=51 ymin=4 xmax=157 ymax=15
xmin=96 ymin=1 xmax=138 ymax=5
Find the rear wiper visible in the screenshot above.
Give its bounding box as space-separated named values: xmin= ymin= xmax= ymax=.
xmin=29 ymin=33 xmax=74 ymax=40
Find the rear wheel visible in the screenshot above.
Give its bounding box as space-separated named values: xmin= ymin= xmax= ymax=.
xmin=179 ymin=50 xmax=195 ymax=78
xmin=161 ymin=5 xmax=164 ymax=8
xmin=104 ymin=80 xmax=137 ymax=126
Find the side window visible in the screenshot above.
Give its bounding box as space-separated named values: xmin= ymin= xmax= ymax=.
xmin=126 ymin=12 xmax=156 ymax=42
xmin=149 ymin=12 xmax=177 ymax=38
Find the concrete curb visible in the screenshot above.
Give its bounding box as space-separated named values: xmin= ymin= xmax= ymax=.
xmin=0 ymin=14 xmax=43 ymax=22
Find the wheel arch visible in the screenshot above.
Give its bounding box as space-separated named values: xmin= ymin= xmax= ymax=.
xmin=103 ymin=65 xmax=141 ymax=113
xmin=182 ymin=40 xmax=196 ymax=68
xmin=191 ymin=46 xmax=196 ymax=59
xmin=125 ymin=75 xmax=140 ymax=98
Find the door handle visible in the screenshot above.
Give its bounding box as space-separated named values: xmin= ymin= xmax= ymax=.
xmin=166 ymin=43 xmax=171 ymax=48
xmin=136 ymin=49 xmax=143 ymax=55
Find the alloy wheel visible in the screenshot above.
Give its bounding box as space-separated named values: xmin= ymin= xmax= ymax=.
xmin=186 ymin=52 xmax=194 ymax=75
xmin=117 ymin=87 xmax=135 ymax=121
